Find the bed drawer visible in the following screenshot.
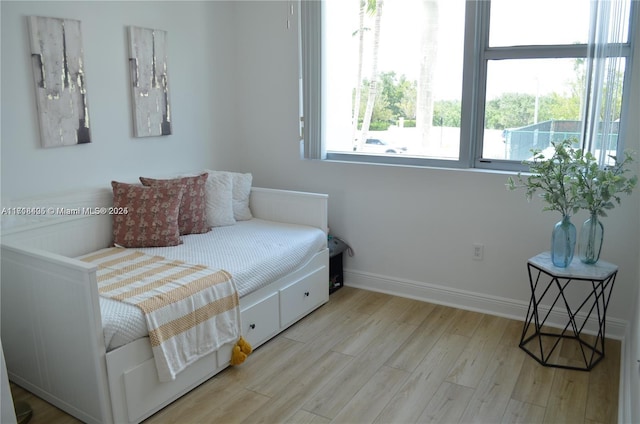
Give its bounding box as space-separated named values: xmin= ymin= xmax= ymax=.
xmin=279 ymin=266 xmax=328 ymax=328
xmin=122 ymin=349 xmax=220 ymax=423
xmin=216 ymin=292 xmax=279 ymax=368
xmin=241 ymin=292 xmax=280 ymax=348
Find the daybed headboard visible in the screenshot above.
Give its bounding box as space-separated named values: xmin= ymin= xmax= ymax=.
xmin=0 ymin=186 xmax=329 ymax=257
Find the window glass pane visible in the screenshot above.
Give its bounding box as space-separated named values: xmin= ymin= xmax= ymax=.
xmin=489 ymin=1 xmax=591 ymax=47
xmin=324 ymin=0 xmax=465 ymax=160
xmin=482 ymin=58 xmax=588 ymax=161
xmin=585 ymin=57 xmax=627 ymax=165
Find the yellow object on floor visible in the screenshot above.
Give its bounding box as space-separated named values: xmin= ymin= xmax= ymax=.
xmin=230 ymin=336 xmax=253 ymax=365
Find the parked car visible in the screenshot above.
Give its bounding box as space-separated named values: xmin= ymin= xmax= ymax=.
xmin=355 ymin=138 xmax=408 ymax=154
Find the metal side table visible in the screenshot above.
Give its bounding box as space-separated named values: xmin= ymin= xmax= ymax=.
xmin=519 ymin=251 xmax=617 ymax=371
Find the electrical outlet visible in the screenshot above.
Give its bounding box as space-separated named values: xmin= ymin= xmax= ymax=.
xmin=473 ymin=243 xmax=484 ymax=261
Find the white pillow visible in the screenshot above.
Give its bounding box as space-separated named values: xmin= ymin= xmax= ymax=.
xmin=204 ymin=170 xmax=252 ymax=221
xmin=204 ymin=172 xmax=235 ymax=227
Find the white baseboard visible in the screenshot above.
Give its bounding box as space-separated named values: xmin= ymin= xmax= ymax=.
xmin=343 ymin=268 xmax=627 ymax=340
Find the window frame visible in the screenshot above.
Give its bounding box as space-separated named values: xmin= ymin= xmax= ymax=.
xmin=300 ymin=0 xmax=638 ymax=172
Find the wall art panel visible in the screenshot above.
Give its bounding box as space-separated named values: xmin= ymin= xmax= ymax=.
xmin=128 ymin=26 xmax=172 ymax=137
xmin=28 ymin=16 xmax=91 ymax=148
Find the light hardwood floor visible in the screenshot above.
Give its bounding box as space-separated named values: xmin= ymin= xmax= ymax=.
xmin=10 ymin=286 xmax=620 ymax=424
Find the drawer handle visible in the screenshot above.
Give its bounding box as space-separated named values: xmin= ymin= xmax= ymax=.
xmin=304 ymin=291 xmax=310 ymax=297
xmin=249 ymin=323 xmax=256 ymax=329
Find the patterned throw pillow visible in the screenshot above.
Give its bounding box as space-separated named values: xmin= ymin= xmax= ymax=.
xmin=111 ymin=181 xmax=184 ymax=248
xmin=140 ymin=173 xmax=210 ymax=235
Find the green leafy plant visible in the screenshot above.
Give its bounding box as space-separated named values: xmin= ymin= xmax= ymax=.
xmin=507 ymin=138 xmax=637 ymax=217
xmin=507 ymin=139 xmax=582 ymax=217
xmin=573 ymin=149 xmax=637 ymax=217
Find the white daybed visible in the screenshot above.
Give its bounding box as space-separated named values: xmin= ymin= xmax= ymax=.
xmin=1 ymin=186 xmax=329 ymax=424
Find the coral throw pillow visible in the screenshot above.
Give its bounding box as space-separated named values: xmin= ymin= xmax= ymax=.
xmin=140 ymin=173 xmax=210 ymax=235
xmin=111 ymin=181 xmax=184 ymax=248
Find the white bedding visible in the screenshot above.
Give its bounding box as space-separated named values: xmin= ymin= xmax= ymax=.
xmin=96 ymin=219 xmax=327 ymax=350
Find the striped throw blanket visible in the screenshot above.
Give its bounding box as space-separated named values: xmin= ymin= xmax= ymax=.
xmin=80 ymin=247 xmax=241 ymax=382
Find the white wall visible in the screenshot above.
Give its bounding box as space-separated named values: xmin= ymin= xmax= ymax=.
xmin=1 ymin=1 xmax=236 ymax=201
xmin=630 ymin=272 xmax=640 ymax=423
xmin=231 ymin=1 xmax=640 ymax=337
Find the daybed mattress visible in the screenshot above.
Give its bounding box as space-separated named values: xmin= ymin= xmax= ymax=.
xmin=91 ymin=219 xmax=327 ymax=350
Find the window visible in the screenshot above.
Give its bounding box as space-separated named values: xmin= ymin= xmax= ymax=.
xmin=300 ymin=0 xmax=637 ymax=171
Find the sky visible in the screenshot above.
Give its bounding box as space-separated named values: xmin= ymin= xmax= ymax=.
xmin=326 ymin=0 xmax=594 ymax=100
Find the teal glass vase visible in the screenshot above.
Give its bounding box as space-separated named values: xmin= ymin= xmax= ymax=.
xmin=578 ymin=212 xmax=604 ymax=264
xmin=551 ymin=215 xmax=576 ymax=267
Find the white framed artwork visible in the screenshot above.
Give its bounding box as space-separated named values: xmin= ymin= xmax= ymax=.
xmin=128 ymin=26 xmax=172 ymax=137
xmin=28 ymin=16 xmax=91 ymax=148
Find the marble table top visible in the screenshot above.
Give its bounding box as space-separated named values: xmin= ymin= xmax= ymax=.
xmin=528 ymin=251 xmax=618 ymax=280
